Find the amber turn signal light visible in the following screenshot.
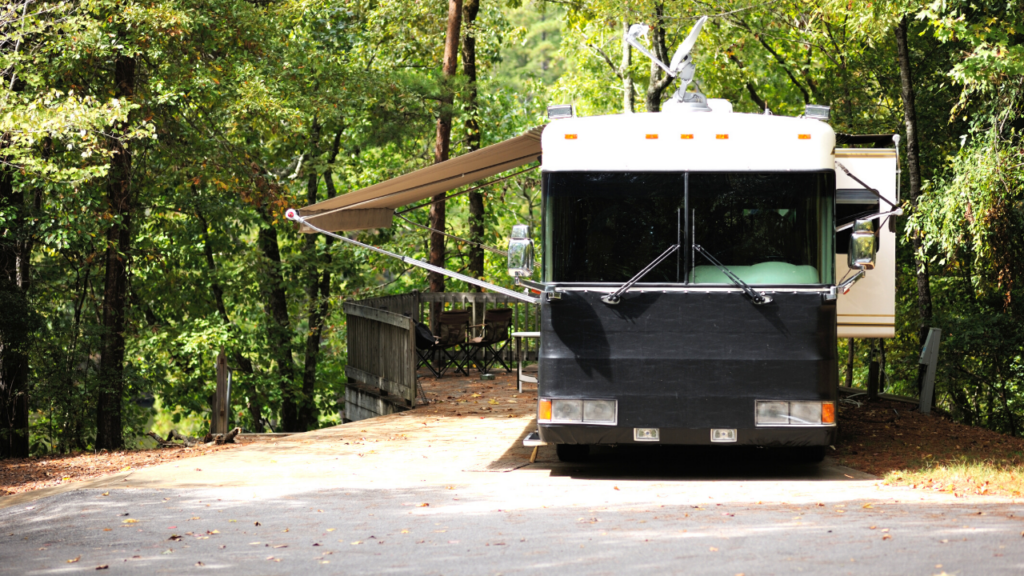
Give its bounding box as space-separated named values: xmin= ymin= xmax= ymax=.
xmin=821 ymin=402 xmax=836 ymax=424
xmin=539 ymin=399 xmax=552 ymax=421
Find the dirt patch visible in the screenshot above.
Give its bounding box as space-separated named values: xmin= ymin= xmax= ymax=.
xmin=834 ymin=395 xmax=1024 ymax=498
xmin=413 ymin=368 xmax=537 ymax=419
xmin=0 ymin=443 xmax=242 ymax=497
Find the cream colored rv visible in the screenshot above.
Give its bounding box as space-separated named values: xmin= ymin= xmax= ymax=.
xmin=836 ymin=146 xmax=899 ymax=338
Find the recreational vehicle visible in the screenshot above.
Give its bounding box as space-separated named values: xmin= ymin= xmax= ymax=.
xmin=288 ymin=16 xmax=899 ymax=463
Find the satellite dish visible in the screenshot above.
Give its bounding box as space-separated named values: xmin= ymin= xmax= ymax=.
xmin=669 ymin=16 xmax=708 ymax=73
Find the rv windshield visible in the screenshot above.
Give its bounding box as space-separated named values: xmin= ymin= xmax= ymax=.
xmin=543 ymin=171 xmax=834 ymax=285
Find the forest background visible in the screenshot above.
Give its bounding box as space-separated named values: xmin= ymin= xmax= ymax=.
xmin=2 ymin=0 xmax=1022 ymax=457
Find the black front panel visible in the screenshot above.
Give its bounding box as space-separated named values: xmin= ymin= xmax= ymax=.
xmin=539 ymin=290 xmax=837 ymax=430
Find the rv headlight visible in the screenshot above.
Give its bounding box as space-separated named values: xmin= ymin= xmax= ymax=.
xmin=583 ymin=400 xmax=617 ymax=424
xmin=755 ymin=401 xmax=789 ymax=425
xmin=552 ymin=399 xmax=583 ymax=422
xmin=789 ymin=401 xmax=823 ymax=425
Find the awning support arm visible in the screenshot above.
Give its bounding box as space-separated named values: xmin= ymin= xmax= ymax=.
xmin=835 ymin=161 xmax=897 ymax=209
xmin=286 ymin=209 xmax=539 ymax=304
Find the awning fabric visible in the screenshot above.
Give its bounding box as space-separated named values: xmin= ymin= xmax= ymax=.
xmin=296 ymin=126 xmax=545 ymax=232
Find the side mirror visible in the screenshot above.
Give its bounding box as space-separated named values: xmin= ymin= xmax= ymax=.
xmin=507 ymin=224 xmax=534 ymax=278
xmin=848 ymin=219 xmax=876 ymax=271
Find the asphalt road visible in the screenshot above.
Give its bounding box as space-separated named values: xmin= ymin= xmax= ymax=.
xmin=3 ymin=417 xmax=1023 ymax=575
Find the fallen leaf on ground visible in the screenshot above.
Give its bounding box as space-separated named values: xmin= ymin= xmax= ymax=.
xmin=194 ymin=562 xmax=204 ymax=567
xmin=417 ymin=503 xmax=429 ymax=507
xmin=254 ymin=521 xmax=261 ymax=526
xmin=709 ymin=547 xmax=718 ymax=552
xmin=122 ymin=519 xmax=138 ymax=524
xmin=96 ymin=565 xmax=109 ymax=570
xmin=67 ymin=556 xmax=81 ymax=564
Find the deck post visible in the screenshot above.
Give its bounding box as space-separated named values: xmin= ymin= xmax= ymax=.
xmin=213 ymin=350 xmax=228 ymax=434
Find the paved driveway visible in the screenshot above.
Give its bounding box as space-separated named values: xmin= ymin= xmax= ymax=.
xmin=2 ymin=414 xmax=1022 ymax=575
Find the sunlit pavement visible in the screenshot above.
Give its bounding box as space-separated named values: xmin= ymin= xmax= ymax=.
xmin=3 ymin=415 xmax=1023 ymax=575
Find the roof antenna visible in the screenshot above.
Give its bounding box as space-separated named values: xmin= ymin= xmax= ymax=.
xmin=625 ymin=15 xmax=710 ymax=112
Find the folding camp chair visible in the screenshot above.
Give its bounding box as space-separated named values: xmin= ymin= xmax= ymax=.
xmin=465 ymin=307 xmax=514 ymax=373
xmin=415 ymin=310 xmax=471 ymax=377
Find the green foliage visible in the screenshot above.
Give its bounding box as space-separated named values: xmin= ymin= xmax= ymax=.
xmin=6 ymin=0 xmax=1024 ymax=454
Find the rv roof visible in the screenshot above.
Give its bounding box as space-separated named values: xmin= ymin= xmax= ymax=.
xmin=542 ymin=112 xmax=835 ymax=173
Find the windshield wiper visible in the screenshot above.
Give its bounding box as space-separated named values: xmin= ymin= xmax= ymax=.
xmin=601 ymin=244 xmax=680 ymax=305
xmin=692 ymin=245 xmax=773 ymax=305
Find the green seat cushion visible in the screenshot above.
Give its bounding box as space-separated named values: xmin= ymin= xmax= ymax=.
xmin=692 ymin=262 xmax=820 ymax=285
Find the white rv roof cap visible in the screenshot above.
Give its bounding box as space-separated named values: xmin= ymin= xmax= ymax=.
xmin=542 ymin=112 xmax=836 ymax=172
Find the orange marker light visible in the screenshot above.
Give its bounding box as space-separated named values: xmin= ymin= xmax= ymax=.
xmin=680 ymin=134 xmax=694 ymax=140
xmin=798 ymin=134 xmax=812 ymax=140
xmin=822 ymin=402 xmax=836 ymax=424
xmin=539 ymin=399 xmax=552 ymax=421
xmin=564 ymin=134 xmax=578 ymax=140
xmin=645 ymin=134 xmax=659 ymax=140
xmin=716 ymin=134 xmax=729 ymax=140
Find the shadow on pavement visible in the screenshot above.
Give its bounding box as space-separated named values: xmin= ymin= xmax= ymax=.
xmin=483 ymin=419 xmax=538 ymax=471
xmin=528 ymin=444 xmax=874 ymax=482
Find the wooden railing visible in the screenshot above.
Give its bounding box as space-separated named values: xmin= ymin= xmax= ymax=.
xmin=342 ymin=290 xmax=540 ymax=421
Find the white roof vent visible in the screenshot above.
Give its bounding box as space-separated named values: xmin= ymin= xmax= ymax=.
xmin=707 ymin=99 xmax=733 ymax=113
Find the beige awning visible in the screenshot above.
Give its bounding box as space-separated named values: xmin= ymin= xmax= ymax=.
xmin=296 ymin=126 xmax=545 ymax=232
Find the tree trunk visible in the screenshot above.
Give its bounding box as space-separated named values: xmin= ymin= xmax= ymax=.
xmin=196 ymin=206 xmax=262 ymax=431
xmin=620 ymin=21 xmax=634 ymax=113
xmin=895 ymin=16 xmax=934 ymax=367
xmin=463 ymin=0 xmax=484 ymax=287
xmin=843 ymin=338 xmax=855 ymax=388
xmin=95 ymin=54 xmax=136 ymax=451
xmin=430 ymin=0 xmax=462 ymax=329
xmin=867 ymin=340 xmax=880 ymax=401
xmin=0 ymin=164 xmax=31 ymax=458
xmin=257 ymin=213 xmax=298 ymax=431
xmin=299 ymin=122 xmax=322 ymax=431
xmin=644 ymin=4 xmax=674 ymax=113
xmin=313 ymin=128 xmax=341 ymax=418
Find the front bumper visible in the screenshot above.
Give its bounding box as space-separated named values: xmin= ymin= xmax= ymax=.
xmin=539 ymin=424 xmax=835 ymax=447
